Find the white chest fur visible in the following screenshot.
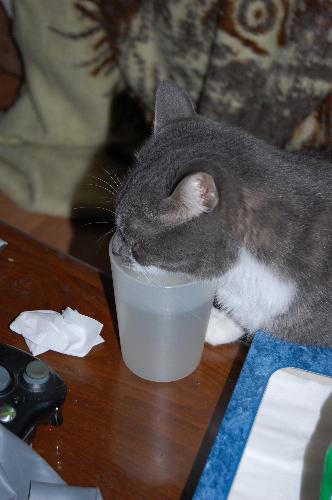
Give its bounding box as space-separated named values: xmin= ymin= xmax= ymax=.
xmin=216 ymin=248 xmax=297 ymax=332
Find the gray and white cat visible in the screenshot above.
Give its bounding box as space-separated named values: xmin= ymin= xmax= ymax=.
xmin=112 ymin=81 xmax=332 ymax=347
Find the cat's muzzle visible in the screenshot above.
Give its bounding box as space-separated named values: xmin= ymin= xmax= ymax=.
xmin=112 ymin=231 xmax=133 ymax=264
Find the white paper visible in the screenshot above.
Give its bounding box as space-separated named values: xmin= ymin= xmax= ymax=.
xmin=10 ymin=307 xmax=104 ymax=357
xmin=228 ymin=368 xmax=332 ymax=500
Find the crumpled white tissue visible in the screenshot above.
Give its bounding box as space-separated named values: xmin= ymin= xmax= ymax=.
xmin=10 ymin=307 xmax=104 ymax=357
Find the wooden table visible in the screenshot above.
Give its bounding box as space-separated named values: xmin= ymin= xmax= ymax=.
xmin=0 ymin=221 xmax=248 ymax=500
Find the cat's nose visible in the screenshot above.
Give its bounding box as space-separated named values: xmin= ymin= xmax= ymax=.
xmin=112 ymin=231 xmax=132 ymax=262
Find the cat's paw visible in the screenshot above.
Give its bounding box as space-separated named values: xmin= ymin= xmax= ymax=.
xmin=205 ymin=308 xmax=243 ymax=345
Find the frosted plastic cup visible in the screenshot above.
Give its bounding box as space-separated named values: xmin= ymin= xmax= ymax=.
xmin=109 ymin=242 xmax=216 ymax=382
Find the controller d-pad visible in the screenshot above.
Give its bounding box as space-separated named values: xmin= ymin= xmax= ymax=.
xmin=23 ymin=360 xmax=50 ymax=386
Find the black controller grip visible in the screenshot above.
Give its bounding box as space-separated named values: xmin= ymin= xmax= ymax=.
xmin=0 ymin=343 xmax=67 ymax=442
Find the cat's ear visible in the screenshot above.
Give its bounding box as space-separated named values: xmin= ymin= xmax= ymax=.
xmin=162 ymin=172 xmax=219 ymax=224
xmin=154 ymin=81 xmax=195 ymax=133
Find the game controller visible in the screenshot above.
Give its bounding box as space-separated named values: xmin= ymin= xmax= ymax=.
xmin=0 ymin=343 xmax=67 ymax=442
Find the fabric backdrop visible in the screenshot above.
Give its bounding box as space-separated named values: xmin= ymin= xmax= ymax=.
xmin=0 ymin=0 xmax=331 ymax=216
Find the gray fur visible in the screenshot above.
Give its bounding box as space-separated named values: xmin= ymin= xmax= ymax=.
xmin=113 ymin=81 xmax=332 ymax=347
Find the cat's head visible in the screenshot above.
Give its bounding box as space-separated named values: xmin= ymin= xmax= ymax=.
xmin=112 ymin=82 xmax=239 ymax=278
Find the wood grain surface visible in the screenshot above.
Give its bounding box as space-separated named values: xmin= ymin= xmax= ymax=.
xmin=0 ymin=222 xmax=248 ymax=499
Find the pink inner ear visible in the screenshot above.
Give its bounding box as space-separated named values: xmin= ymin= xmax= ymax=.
xmin=164 ymin=172 xmax=218 ymax=223
xmin=178 ymin=172 xmax=218 ymax=212
xmin=192 ymin=172 xmax=219 ymax=210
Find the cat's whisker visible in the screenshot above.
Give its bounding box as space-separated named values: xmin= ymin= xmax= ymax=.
xmin=86 ymin=183 xmax=119 ymax=196
xmin=96 ymin=226 xmax=116 ymax=246
xmin=89 ymin=195 xmax=117 ymax=204
xmin=93 ymin=206 xmax=115 ymax=216
xmin=84 ymin=221 xmax=112 ymax=226
xmin=113 ymin=171 xmax=121 ymax=182
xmin=73 ymin=206 xmax=115 ymax=216
xmin=107 ymin=168 xmax=122 ymax=185
xmin=90 ymin=176 xmax=119 ymax=195
xmin=103 ymin=168 xmax=122 ymax=188
xmin=91 ymin=174 xmax=119 ymax=190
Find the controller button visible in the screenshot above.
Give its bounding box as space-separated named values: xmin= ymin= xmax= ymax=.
xmin=13 ymin=394 xmax=24 ymax=404
xmin=0 ymin=366 xmax=11 ymax=391
xmin=24 ymin=360 xmax=50 ymax=385
xmin=0 ymin=404 xmax=16 ymax=423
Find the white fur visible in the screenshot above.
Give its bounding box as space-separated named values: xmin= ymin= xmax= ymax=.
xmin=205 ymin=308 xmax=244 ymax=345
xmin=205 ymin=247 xmax=297 ymax=345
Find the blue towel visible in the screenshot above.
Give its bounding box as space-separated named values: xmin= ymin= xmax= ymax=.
xmin=194 ymin=331 xmax=332 ymax=500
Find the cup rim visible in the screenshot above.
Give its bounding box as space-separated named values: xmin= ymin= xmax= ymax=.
xmin=109 ymin=238 xmax=216 ymax=290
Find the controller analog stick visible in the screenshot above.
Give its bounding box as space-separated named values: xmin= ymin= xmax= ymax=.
xmin=0 ymin=366 xmax=11 ymax=391
xmin=23 ymin=360 xmax=50 ymax=385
